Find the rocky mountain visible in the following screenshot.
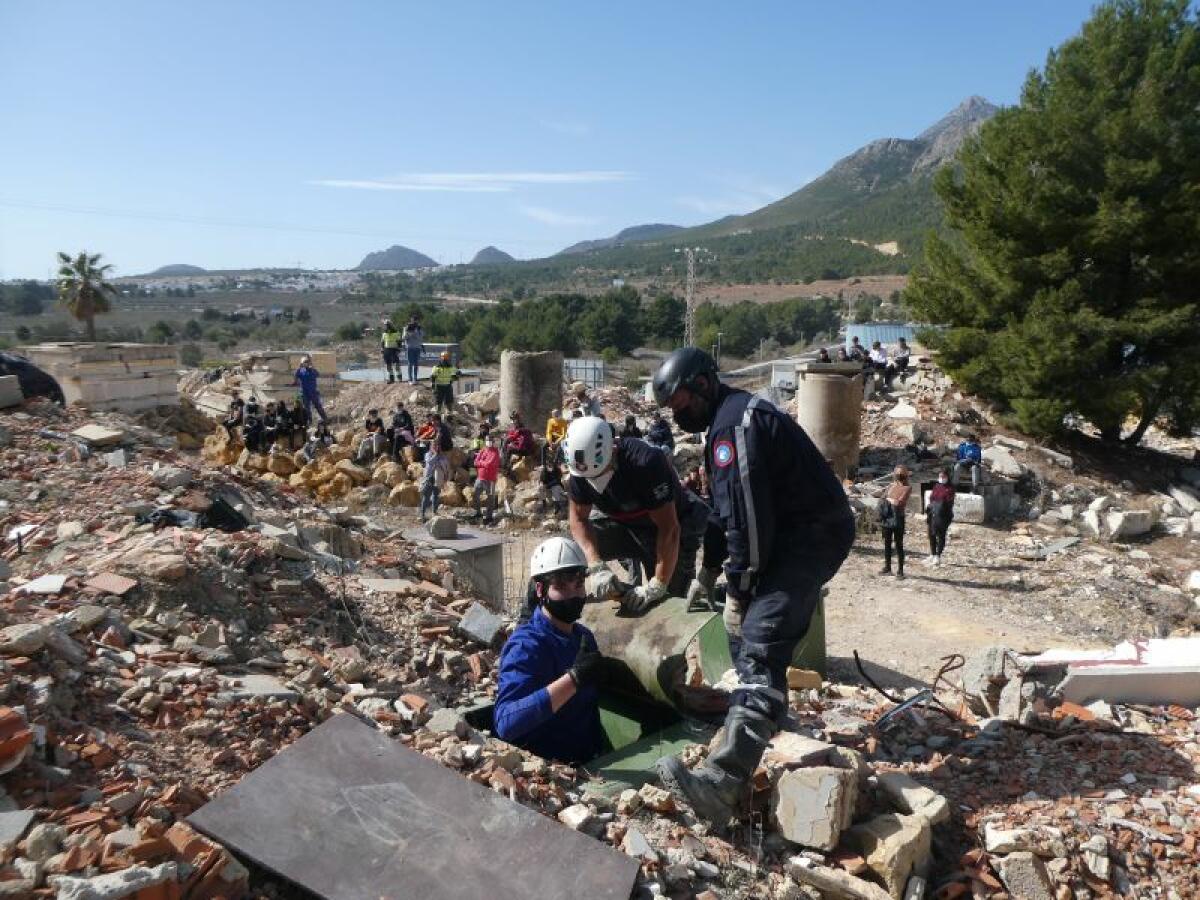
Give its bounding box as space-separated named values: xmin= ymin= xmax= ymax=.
xmin=675 ymin=96 xmax=998 ymax=248
xmin=557 ymin=223 xmax=684 ymax=256
xmin=355 ymin=245 xmax=439 ymax=271
xmin=470 ymin=246 xmax=516 ymax=265
xmin=148 ymin=264 xmax=207 ymax=276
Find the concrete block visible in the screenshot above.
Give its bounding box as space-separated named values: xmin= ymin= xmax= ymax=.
xmin=995 ymin=851 xmax=1054 ymax=900
xmin=72 ymin=424 xmax=125 ymax=447
xmin=874 ymin=772 xmax=950 ymax=825
xmin=770 ymin=766 xmax=857 ymax=850
xmin=0 ymin=809 xmax=35 ymax=851
xmin=1060 ymin=665 xmax=1200 ymax=707
xmin=457 ymin=602 xmax=505 ymax=648
xmin=787 ymin=858 xmax=894 ymax=900
xmin=1105 ymin=509 xmax=1153 ymax=540
xmin=1168 ymin=484 xmax=1200 ymax=515
xmin=51 ymin=861 xmax=178 ymax=900
xmin=428 ymin=515 xmax=458 ymax=539
xmin=848 ymin=813 xmax=931 ymax=900
xmin=0 ymin=376 xmax=23 ymax=408
xmin=953 ymin=492 xmax=986 ymax=525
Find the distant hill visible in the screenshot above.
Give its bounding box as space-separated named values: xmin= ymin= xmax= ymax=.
xmin=356 ymin=245 xmax=439 ymax=271
xmin=558 ymin=223 xmax=684 ymax=255
xmin=470 ymin=246 xmax=516 ymax=265
xmin=148 ymin=264 xmax=207 ymax=276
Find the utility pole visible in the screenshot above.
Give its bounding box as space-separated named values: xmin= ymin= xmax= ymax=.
xmin=676 ymin=247 xmax=703 ymax=347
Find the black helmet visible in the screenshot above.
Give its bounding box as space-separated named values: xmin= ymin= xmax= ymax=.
xmin=652 ymin=348 xmax=718 ymax=407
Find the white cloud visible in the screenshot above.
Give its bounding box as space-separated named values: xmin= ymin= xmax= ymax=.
xmin=310 ymin=171 xmax=632 ymax=193
xmin=518 ymin=206 xmax=598 ymax=227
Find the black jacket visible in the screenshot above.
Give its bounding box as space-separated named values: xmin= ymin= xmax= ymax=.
xmin=704 ymin=385 xmax=852 ymax=595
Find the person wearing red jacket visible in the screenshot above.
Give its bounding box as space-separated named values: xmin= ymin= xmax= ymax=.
xmin=472 ymin=436 xmax=501 ymax=524
xmin=925 ymin=467 xmax=956 ymax=566
xmin=502 ymin=411 xmax=536 ymax=472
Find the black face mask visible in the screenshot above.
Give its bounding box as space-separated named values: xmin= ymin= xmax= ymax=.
xmin=672 ymin=395 xmax=713 ymax=434
xmin=544 ymin=596 xmax=585 ymax=624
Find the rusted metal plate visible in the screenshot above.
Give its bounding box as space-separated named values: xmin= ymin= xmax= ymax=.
xmin=189 ymin=714 xmax=638 ymax=900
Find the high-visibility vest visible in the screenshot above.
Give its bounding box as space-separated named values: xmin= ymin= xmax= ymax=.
xmin=432 ymin=364 xmax=457 ymax=386
xmin=381 ymin=329 xmax=400 ymax=349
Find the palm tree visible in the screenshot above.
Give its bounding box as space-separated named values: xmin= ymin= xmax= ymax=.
xmin=56 ymin=251 xmax=117 ymax=341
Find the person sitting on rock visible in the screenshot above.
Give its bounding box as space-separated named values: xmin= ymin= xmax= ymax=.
xmin=356 ymin=408 xmax=388 ymax=464
xmin=619 ymin=415 xmax=642 ymax=440
xmin=816 ymin=348 xmax=832 ymax=363
xmin=645 ymin=411 xmax=674 ymax=453
xmin=544 ymin=408 xmax=568 ymax=460
xmin=414 ymin=413 xmax=438 ymax=462
xmin=953 ymin=433 xmax=983 ymax=492
xmin=538 ymin=448 xmax=566 ymax=518
xmin=388 ymin=402 xmax=415 ymax=460
xmin=893 ymin=338 xmax=912 ymax=382
xmin=502 ymin=411 xmax=536 ymax=473
xmin=495 ymin=537 xmax=606 ymax=765
xmin=847 ymin=336 xmax=866 ymax=361
xmin=835 ymin=347 xmax=850 ymax=362
xmin=289 ymin=398 xmax=310 ymax=450
xmin=869 ymin=341 xmax=895 ymax=389
xmin=223 ymin=391 xmax=245 ymax=442
xmin=300 ymin=423 xmax=334 ymax=464
xmin=242 ymin=399 xmax=264 ymax=453
xmin=261 ymin=402 xmax=283 ymax=450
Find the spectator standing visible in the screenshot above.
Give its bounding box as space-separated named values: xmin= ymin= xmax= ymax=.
xmin=925 ymin=468 xmax=956 ymax=566
xmin=293 ymin=355 xmax=329 ymax=424
xmin=402 ymin=317 xmax=424 ymax=383
xmin=420 ymin=444 xmax=449 ymax=522
xmin=879 ymin=465 xmax=911 ymax=578
xmin=570 ymin=381 xmax=602 ymax=417
xmin=847 ymin=336 xmax=866 ymax=361
xmin=380 ymin=319 xmax=403 ymax=383
xmin=430 ymin=352 xmax=460 ymax=415
xmin=472 ymin=436 xmax=501 ymax=524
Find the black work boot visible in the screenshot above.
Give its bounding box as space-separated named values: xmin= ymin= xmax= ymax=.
xmin=656 ymin=706 xmax=775 ymax=826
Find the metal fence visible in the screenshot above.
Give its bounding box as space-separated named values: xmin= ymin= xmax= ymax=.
xmin=563 ymin=358 xmax=605 ymax=389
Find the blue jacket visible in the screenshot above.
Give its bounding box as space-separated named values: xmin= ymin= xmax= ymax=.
xmin=704 ymin=385 xmax=853 ymax=597
xmin=956 ymin=441 xmax=982 ymax=464
xmin=294 ymin=366 xmax=320 ymax=396
xmin=494 ymin=608 xmax=603 ymax=764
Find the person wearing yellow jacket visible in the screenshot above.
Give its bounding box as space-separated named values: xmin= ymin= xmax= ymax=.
xmin=380 ymin=319 xmax=402 ymax=383
xmin=430 ymin=351 xmax=460 ymax=414
xmin=544 ymin=408 xmax=568 ymax=462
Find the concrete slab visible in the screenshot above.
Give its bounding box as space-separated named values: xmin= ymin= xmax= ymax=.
xmin=359 ymin=578 xmax=419 ymax=594
xmin=0 ymin=809 xmax=35 ymax=851
xmin=1061 ymin=667 xmax=1200 ymax=707
xmin=188 ymin=713 xmax=638 ymax=900
xmin=16 ymin=574 xmax=67 ymax=595
xmin=218 ymin=674 xmax=300 ymax=702
xmin=0 ymin=376 xmax=24 ymax=409
xmin=71 ymin=424 xmax=126 ymax=447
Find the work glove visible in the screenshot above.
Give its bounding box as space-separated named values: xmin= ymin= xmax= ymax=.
xmin=568 ymin=644 xmax=603 ymax=689
xmin=685 ymin=567 xmax=720 ymax=610
xmin=621 ymin=577 xmax=668 ymax=614
xmin=585 ymin=563 xmax=627 ymax=602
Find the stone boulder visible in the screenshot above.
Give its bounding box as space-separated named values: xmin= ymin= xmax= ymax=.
xmin=388 ymin=482 xmax=420 ymax=506
xmin=982 ymin=445 xmax=1023 ymax=478
xmin=334 ymin=460 xmax=371 ymax=485
xmin=267 ymin=453 xmax=297 ymax=477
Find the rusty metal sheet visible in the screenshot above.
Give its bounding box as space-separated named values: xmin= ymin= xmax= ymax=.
xmin=189 ymin=714 xmax=638 ymax=900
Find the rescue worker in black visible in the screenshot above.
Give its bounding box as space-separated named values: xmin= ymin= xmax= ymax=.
xmin=562 ymin=416 xmax=718 ymax=610
xmin=651 ymin=348 xmax=854 ymax=826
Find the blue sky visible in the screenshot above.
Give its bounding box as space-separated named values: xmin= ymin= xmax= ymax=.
xmin=0 ymin=1 xmax=1100 ymax=278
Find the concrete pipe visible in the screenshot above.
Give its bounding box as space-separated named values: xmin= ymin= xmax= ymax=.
xmin=793 ymin=362 xmax=863 ymax=478
xmin=499 ymin=350 xmax=564 ymax=431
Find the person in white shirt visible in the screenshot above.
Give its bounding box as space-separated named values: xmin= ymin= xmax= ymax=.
xmin=869 ymin=341 xmax=896 ymax=389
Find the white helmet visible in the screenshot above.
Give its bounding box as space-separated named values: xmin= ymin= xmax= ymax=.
xmin=564 ymin=416 xmax=615 ymax=491
xmin=530 ymin=537 xmax=587 ymax=578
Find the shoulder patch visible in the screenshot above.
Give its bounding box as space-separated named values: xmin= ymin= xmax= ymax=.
xmin=713 ymin=439 xmax=735 ymax=468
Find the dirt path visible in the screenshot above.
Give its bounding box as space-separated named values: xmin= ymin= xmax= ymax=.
xmin=824 ymin=532 xmax=1102 ymax=690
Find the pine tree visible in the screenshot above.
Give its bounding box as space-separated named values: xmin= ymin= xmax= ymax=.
xmin=906 ymin=0 xmax=1200 ymax=443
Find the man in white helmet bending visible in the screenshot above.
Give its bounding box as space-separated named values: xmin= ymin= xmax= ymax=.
xmin=563 ymin=416 xmax=716 ymax=614
xmin=494 ymin=537 xmax=606 ymax=764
